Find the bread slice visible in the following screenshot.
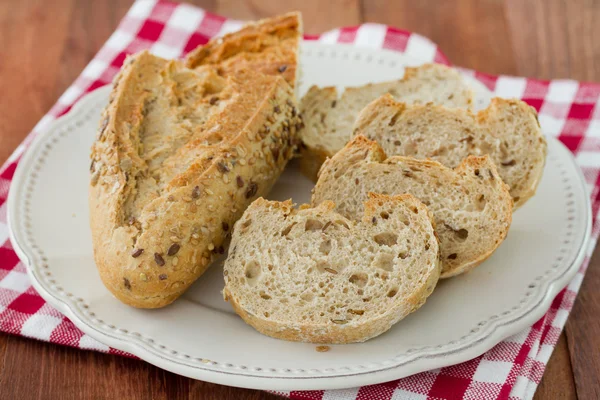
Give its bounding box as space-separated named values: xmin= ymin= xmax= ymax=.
xmin=312 ymin=136 xmax=513 ymax=278
xmin=223 ymin=194 xmax=440 ymax=343
xmin=186 ymin=12 xmax=302 ymax=89
xmin=89 ymin=51 xmax=302 ymax=308
xmin=299 ymin=64 xmax=474 ymax=180
xmin=353 ymin=94 xmax=546 ymax=207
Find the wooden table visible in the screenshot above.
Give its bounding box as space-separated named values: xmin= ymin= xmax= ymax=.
xmin=1 ymin=0 xmax=598 ymax=398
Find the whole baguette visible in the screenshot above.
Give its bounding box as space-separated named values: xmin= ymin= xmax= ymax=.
xmin=223 ymin=194 xmax=440 ymax=343
xmin=89 ymin=51 xmax=302 ymax=308
xmin=312 ymin=136 xmax=513 ymax=278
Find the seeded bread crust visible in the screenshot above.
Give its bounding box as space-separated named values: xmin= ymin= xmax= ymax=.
xmin=354 ymin=94 xmax=546 ymax=207
xmin=89 ymin=50 xmax=302 ymax=308
xmin=299 ymin=64 xmax=474 ymax=180
xmin=223 ymin=194 xmax=440 ymax=343
xmin=312 ymin=136 xmax=513 ymax=278
xmin=185 ymin=12 xmax=301 ymax=88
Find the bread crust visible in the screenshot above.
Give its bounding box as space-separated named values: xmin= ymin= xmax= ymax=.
xmin=185 ymin=12 xmax=301 ymax=88
xmin=223 ymin=195 xmax=440 ymax=344
xmin=89 ymin=52 xmax=302 ymax=308
xmin=313 ymin=136 xmax=513 ymax=278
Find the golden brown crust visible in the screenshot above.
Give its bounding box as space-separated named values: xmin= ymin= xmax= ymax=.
xmin=185 ymin=12 xmax=302 ymax=88
xmin=89 ymin=51 xmax=302 ymax=308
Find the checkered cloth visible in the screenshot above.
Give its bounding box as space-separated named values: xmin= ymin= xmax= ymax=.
xmin=0 ymin=1 xmax=598 ymax=399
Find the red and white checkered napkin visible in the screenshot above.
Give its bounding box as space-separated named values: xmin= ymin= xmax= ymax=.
xmin=0 ymin=1 xmax=598 ymax=398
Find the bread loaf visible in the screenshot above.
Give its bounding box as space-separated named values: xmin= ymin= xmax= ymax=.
xmin=312 ymin=136 xmax=513 ymax=278
xmin=299 ymin=64 xmax=474 ymax=180
xmin=223 ymin=194 xmax=440 ymax=343
xmin=353 ymin=94 xmax=546 ymax=207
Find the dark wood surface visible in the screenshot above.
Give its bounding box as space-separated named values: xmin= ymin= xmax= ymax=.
xmin=0 ymin=0 xmax=598 ymax=398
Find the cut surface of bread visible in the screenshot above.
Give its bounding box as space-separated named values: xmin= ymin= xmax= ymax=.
xmin=223 ymin=194 xmax=440 ymax=343
xmin=312 ymin=136 xmax=513 ymax=278
xmin=299 ymin=64 xmax=474 ymax=180
xmin=354 ymin=94 xmax=546 ymax=207
xmin=89 ymin=50 xmax=301 ymax=308
xmin=185 ymin=12 xmax=302 ymax=89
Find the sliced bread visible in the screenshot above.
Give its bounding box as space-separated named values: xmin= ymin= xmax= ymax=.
xmin=353 ymin=94 xmax=546 ymax=207
xmin=299 ymin=64 xmax=474 ymax=180
xmin=312 ymin=136 xmax=513 ymax=278
xmin=223 ymin=194 xmax=440 ymax=343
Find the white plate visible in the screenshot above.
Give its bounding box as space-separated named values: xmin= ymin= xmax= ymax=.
xmin=8 ymin=43 xmax=591 ymax=391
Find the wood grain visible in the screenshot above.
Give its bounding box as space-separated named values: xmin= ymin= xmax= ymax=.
xmin=0 ymin=0 xmax=598 ymax=399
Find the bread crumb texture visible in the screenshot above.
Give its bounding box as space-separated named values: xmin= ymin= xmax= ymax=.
xmin=313 ymin=136 xmax=513 ymax=279
xmin=223 ymin=194 xmax=440 ymax=343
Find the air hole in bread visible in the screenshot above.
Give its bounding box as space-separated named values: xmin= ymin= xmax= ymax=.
xmin=300 ymin=292 xmax=314 ymax=302
xmin=476 ymin=194 xmax=487 ymax=211
xmin=374 ymin=232 xmax=398 ymax=246
xmin=335 ymin=220 xmax=350 ymax=229
xmin=380 ymin=211 xmax=390 ymax=219
xmin=455 ymin=229 xmax=468 ymax=241
xmin=474 ymin=169 xmax=480 ymax=176
xmin=305 ymin=219 xmax=324 ymax=231
xmin=241 ymin=218 xmax=252 ymax=230
xmin=259 ymin=291 xmax=271 ymax=300
xmin=281 ymin=222 xmax=297 ymax=236
xmin=264 ymin=312 xmax=270 ymax=318
xmin=244 ymin=261 xmax=261 ymax=285
xmin=349 ymin=273 xmax=368 ymax=288
xmin=399 ymin=250 xmax=409 ymax=259
xmin=372 ymin=253 xmax=394 ymax=272
xmin=319 ymin=239 xmax=332 ymax=255
xmin=447 ymin=253 xmax=458 ymax=259
xmin=387 ymin=288 xmax=398 ymax=297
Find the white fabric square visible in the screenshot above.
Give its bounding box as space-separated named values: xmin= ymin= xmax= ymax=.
xmin=217 ymin=20 xmax=244 ymax=37
xmin=79 ymin=334 xmax=111 ymax=351
xmin=323 ymin=388 xmax=360 ymax=400
xmin=0 ymin=271 xmax=30 ymax=293
xmin=537 ymin=344 xmax=554 ymax=363
xmin=473 ymin=360 xmax=513 ymax=384
xmin=507 ymin=327 xmax=530 ymax=345
xmin=568 ymin=271 xmax=584 ymax=292
xmin=0 ymin=221 xmax=8 ymax=248
xmin=510 ymin=375 xmax=530 ymax=398
xmin=550 ymin=309 xmax=569 ymax=328
xmin=168 ymin=5 xmax=204 ymax=32
xmin=128 ymin=0 xmax=157 ymax=19
xmin=546 ymin=80 xmax=578 ymax=103
xmin=20 ymin=314 xmax=62 ymax=340
xmin=81 ymin=59 xmax=109 ymax=80
xmin=318 ymin=30 xmax=340 ymax=44
xmin=105 ymin=30 xmax=135 ymax=51
xmin=495 ymin=76 xmax=527 ymax=98
xmin=585 ymin=119 xmax=600 ymax=137
xmin=150 ymin=42 xmax=180 ymax=59
xmin=576 ymin=151 xmax=600 ymax=167
xmin=404 ymin=34 xmax=436 ymax=63
xmin=391 ymin=389 xmax=427 ymax=400
xmin=355 ymin=24 xmax=386 ymax=48
xmin=538 ymin=114 xmax=565 ymax=137
xmin=58 ymin=86 xmax=83 ymax=106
